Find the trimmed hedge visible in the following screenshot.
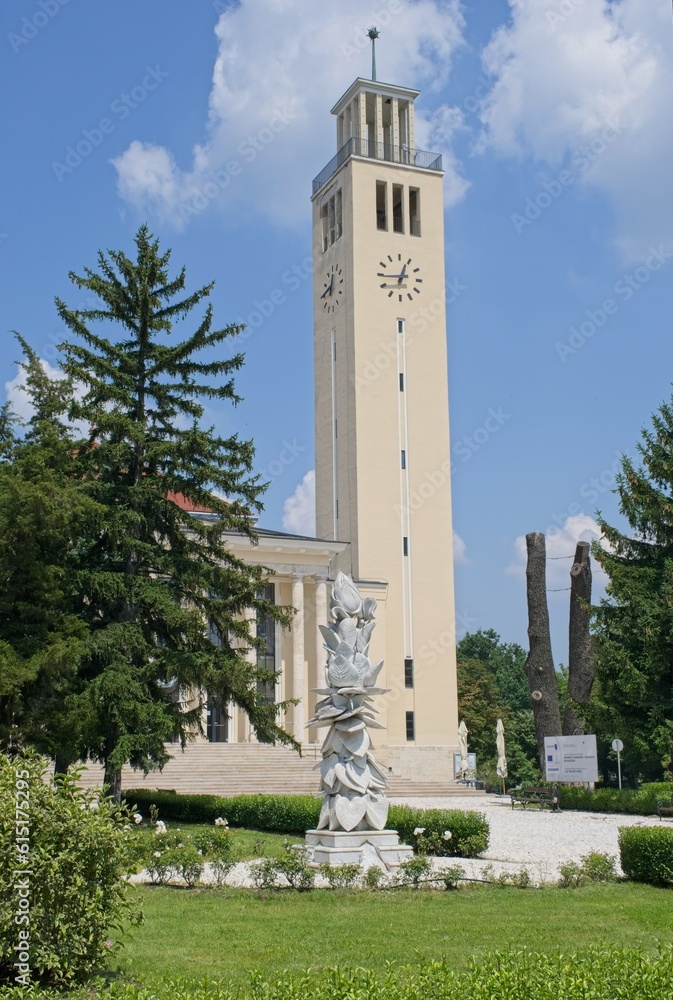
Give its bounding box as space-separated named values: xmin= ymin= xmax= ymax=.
xmin=5 ymin=948 xmax=673 ymax=999
xmin=125 ymin=790 xmax=320 ymax=834
xmin=389 ymin=805 xmax=489 ymax=857
xmin=619 ymin=826 xmax=673 ymax=887
xmin=124 ymin=790 xmax=489 ymax=857
xmin=559 ymin=782 xmax=673 ymax=816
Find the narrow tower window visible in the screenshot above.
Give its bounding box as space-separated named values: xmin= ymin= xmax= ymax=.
xmin=399 ymin=373 xmax=404 ymax=391
xmin=403 ymin=536 xmax=408 ymax=556
xmin=392 ymin=184 xmax=404 ymax=233
xmin=376 ymin=181 xmax=387 ymax=230
xmin=404 ymin=658 xmax=414 ymax=688
xmin=406 ymin=711 xmax=415 ymax=741
xmin=401 ymin=450 xmax=406 ymax=469
xmin=409 ymin=188 xmax=421 ymax=236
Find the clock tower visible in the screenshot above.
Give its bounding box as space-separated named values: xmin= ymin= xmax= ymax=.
xmin=311 ymin=76 xmax=459 ymax=781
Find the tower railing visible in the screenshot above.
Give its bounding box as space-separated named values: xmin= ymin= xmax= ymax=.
xmin=312 ymin=137 xmax=443 ymax=195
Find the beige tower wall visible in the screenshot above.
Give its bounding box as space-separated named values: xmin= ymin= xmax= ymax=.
xmin=313 ymin=140 xmax=459 ymax=781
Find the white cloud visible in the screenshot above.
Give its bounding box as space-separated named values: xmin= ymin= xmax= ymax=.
xmin=453 ymin=531 xmax=469 ymax=565
xmin=507 ymin=515 xmax=608 ymax=591
xmin=478 ymin=0 xmax=673 ymax=260
xmin=112 ymin=0 xmax=468 ymax=228
xmin=282 ymin=470 xmax=316 ymax=536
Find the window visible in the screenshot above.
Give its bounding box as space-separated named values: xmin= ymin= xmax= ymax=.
xmin=409 ymin=187 xmax=421 ymax=236
xmin=399 ymin=373 xmax=404 ymax=391
xmin=392 ymin=184 xmax=404 ymax=233
xmin=404 ymin=658 xmax=414 ymax=688
xmin=206 ymin=696 xmax=228 ymax=743
xmin=406 ymin=711 xmax=415 ymax=741
xmin=376 ymin=181 xmax=387 ymax=230
xmin=321 ymin=189 xmax=343 ymax=251
xmin=403 ymin=536 xmax=408 ymax=556
xmin=397 ymin=319 xmax=405 ymax=334
xmin=401 ymin=450 xmax=406 ymax=469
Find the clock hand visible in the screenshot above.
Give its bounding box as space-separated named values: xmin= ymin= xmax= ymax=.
xmin=320 ymin=277 xmax=334 ymax=299
xmin=397 ymin=264 xmax=408 ymax=283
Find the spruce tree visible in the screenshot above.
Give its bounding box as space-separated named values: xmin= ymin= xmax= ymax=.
xmin=592 ymin=397 xmax=673 ymax=780
xmin=0 ymin=344 xmax=94 ymax=761
xmin=54 ymin=225 xmax=294 ymax=799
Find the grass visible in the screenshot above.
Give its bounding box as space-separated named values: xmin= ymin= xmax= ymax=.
xmin=115 ymin=882 xmax=673 ymax=983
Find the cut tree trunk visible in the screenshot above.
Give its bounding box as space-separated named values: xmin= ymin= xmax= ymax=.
xmin=563 ymin=540 xmax=596 ymax=735
xmin=524 ymin=532 xmax=562 ymax=771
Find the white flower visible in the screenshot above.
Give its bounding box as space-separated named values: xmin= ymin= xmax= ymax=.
xmin=133 ymin=813 xmax=142 ymax=825
xmin=413 ymin=827 xmax=425 ymax=836
xmin=154 ymin=851 xmax=161 ymax=858
xmin=198 ymin=849 xmax=203 ymax=856
xmin=214 ymin=817 xmax=228 ymax=827
xmin=443 ymin=830 xmax=452 ymax=841
xmin=178 ymin=843 xmax=184 ymax=848
xmin=88 ymin=800 xmax=99 ymax=811
xmin=155 ymin=821 xmax=167 ymax=835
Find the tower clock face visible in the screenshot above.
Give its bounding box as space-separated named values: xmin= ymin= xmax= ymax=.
xmin=376 ymin=253 xmax=423 ymax=302
xmin=320 ymin=263 xmax=344 ymax=313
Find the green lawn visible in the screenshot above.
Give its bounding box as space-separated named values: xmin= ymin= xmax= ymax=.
xmin=116 ymin=882 xmax=673 ymax=983
xmin=132 ymin=823 xmax=291 ymax=862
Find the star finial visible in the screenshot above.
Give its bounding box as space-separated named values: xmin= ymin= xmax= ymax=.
xmin=367 ymin=27 xmax=380 ymax=81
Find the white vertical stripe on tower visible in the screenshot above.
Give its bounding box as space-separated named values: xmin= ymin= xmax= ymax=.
xmin=330 ymin=328 xmax=338 ymax=540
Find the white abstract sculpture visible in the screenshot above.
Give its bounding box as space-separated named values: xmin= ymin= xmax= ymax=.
xmin=308 ymin=572 xmax=390 ymax=832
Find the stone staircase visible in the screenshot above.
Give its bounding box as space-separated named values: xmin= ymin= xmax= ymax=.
xmin=75 ymin=742 xmax=483 ymax=798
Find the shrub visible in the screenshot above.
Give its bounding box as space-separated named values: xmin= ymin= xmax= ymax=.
xmin=558 ymin=853 xmax=617 ymax=888
xmin=396 ymin=856 xmax=431 ymax=887
xmin=559 ymin=782 xmax=673 ymax=816
xmin=318 ymin=863 xmax=361 ymax=888
xmin=440 ymin=863 xmax=465 ymax=890
xmin=389 ymin=806 xmax=489 ymax=857
xmin=0 ymin=752 xmax=140 ymax=987
xmin=619 ymin=826 xmax=673 ymax=886
xmin=125 ymin=790 xmax=321 ymax=834
xmin=482 ymin=863 xmax=532 ymax=888
xmin=170 ymin=845 xmax=204 ymax=888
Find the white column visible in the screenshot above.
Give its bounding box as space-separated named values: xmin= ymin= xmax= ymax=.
xmin=391 ymin=98 xmax=400 ymax=160
xmin=291 ymin=574 xmax=305 ymax=742
xmin=374 ymin=93 xmax=383 ymax=159
xmin=314 ymin=575 xmax=329 ymax=694
xmin=244 ymin=607 xmax=258 ymax=743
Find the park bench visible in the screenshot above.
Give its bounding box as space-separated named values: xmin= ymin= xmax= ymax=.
xmin=656 ymin=793 xmax=673 ymax=820
xmin=510 ymin=786 xmax=560 ymax=811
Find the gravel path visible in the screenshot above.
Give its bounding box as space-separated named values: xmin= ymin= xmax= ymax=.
xmin=390 ymin=794 xmax=667 ymax=883
xmin=131 ymin=795 xmax=670 ymax=888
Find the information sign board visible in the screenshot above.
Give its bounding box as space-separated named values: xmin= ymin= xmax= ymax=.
xmin=453 ymin=752 xmax=476 ymax=780
xmin=544 ymin=735 xmax=598 ymax=782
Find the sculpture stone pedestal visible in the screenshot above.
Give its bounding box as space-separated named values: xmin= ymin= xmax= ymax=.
xmin=305 ymin=829 xmax=413 ymax=871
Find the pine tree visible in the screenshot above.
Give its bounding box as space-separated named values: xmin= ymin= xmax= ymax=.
xmin=53 ymin=225 xmax=294 ymax=799
xmin=0 ymin=344 xmax=94 ymax=761
xmin=592 ymin=397 xmax=673 ymax=781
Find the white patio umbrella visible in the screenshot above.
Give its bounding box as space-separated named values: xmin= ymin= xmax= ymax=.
xmin=496 ymin=717 xmax=508 ymax=792
xmin=458 ymin=719 xmax=469 ymax=779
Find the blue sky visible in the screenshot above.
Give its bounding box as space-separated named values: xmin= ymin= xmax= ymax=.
xmin=2 ymin=0 xmax=672 ymax=662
